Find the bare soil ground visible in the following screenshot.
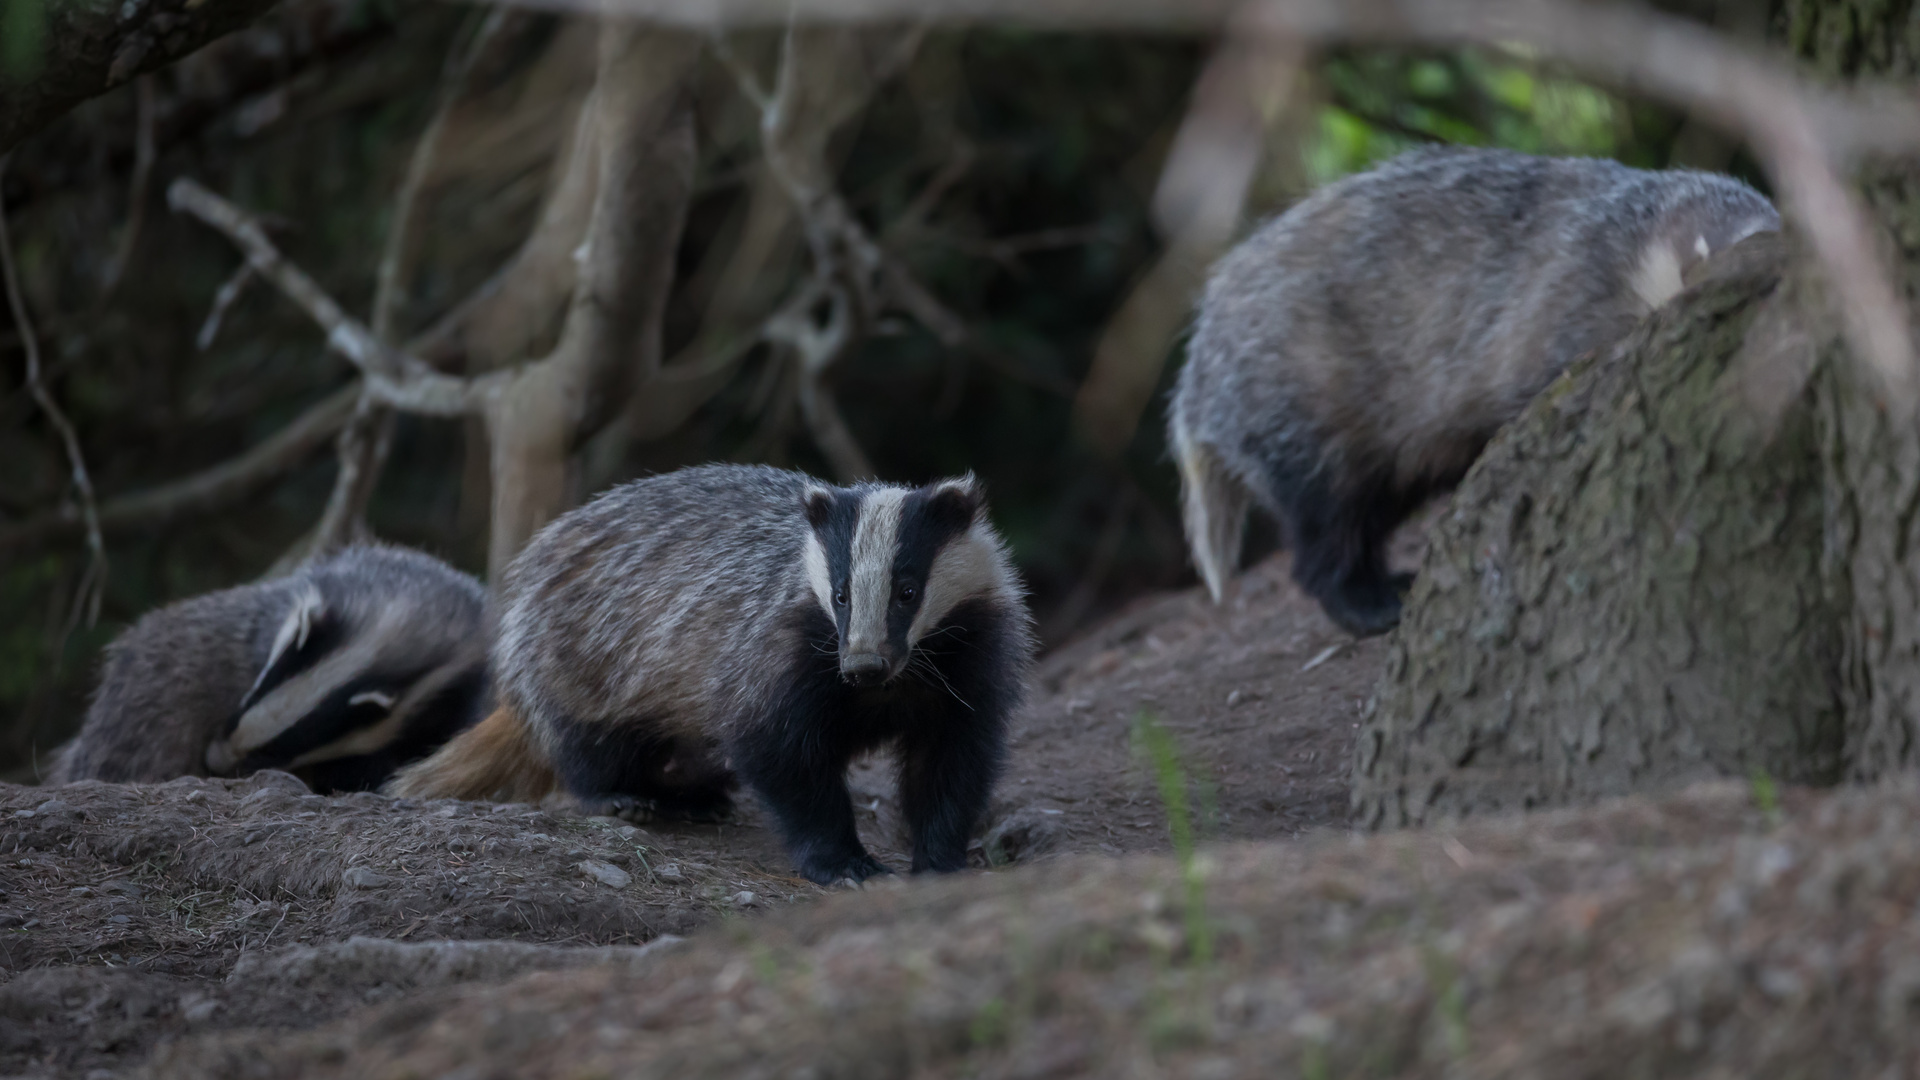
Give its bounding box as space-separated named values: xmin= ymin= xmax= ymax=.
xmin=153 ymin=778 xmax=1915 ymax=1079
xmin=0 ymin=544 xmax=1435 ymax=1078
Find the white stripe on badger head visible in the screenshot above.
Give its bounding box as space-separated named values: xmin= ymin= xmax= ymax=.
xmin=845 ymin=487 xmax=906 ymax=654
xmin=1629 ymin=239 xmax=1685 ymax=311
xmin=223 ymin=602 xmax=410 ymax=758
xmin=803 ymin=529 xmax=833 ymax=619
xmin=247 ymin=583 xmax=325 ymax=702
xmin=908 ymin=522 xmax=1005 ymax=646
xmin=1695 ymin=235 xmax=1711 ymax=259
xmin=289 ymin=648 xmax=477 ymax=767
xmin=801 ymin=485 xmax=837 ymax=619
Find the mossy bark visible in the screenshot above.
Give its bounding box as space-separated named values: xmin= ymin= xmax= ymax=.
xmin=1355 ymin=0 xmax=1920 ymax=826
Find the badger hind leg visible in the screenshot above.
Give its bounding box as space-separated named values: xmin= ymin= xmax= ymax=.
xmin=1172 ymin=413 xmax=1251 ymax=604
xmin=1276 ymin=469 xmax=1412 ymax=638
xmin=546 ymin=716 xmax=737 ymax=824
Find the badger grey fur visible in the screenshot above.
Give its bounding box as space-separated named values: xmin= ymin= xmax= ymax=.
xmin=388 ymin=464 xmax=1034 ymax=885
xmin=1169 ymin=147 xmax=1779 ymax=635
xmin=49 ymin=544 xmax=490 ymax=792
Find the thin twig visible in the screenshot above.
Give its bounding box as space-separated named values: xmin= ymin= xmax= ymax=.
xmin=371 ymin=6 xmax=508 ymax=342
xmin=722 ymin=23 xmax=967 ymax=474
xmin=195 ymin=261 xmax=254 ymax=350
xmin=1 ymin=154 xmax=107 ymax=627
xmin=100 ymin=75 xmax=157 ymax=300
xmin=308 ymin=5 xmax=509 ymax=560
xmin=709 ymin=30 xmax=773 ymax=111
xmin=0 ymin=385 xmax=358 ymax=552
xmin=168 ymin=177 xmax=482 ymax=417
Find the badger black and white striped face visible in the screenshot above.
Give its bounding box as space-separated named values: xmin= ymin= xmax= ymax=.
xmin=802 ymin=475 xmax=1008 ymax=687
xmin=203 ymin=581 xmax=488 ymax=789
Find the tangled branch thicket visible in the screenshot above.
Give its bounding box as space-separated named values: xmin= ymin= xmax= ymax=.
xmin=8 ymin=0 xmax=1917 ymax=775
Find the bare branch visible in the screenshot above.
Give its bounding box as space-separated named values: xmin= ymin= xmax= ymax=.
xmin=372 ymin=6 xmax=510 ymax=343
xmin=99 ymin=75 xmax=157 ymax=300
xmin=306 ymin=6 xmax=512 ymax=562
xmin=1 ymin=155 xmax=107 ymax=626
xmin=0 ymin=385 xmax=358 ymax=553
xmin=719 ymin=24 xmax=969 ymax=474
xmin=709 ymin=31 xmax=775 ymax=112
xmin=764 ymin=276 xmax=875 ymax=480
xmin=302 ymin=398 xmax=397 ymax=559
xmin=168 ymin=177 xmax=484 ymax=416
xmin=195 ymin=261 xmax=254 ymax=351
xmin=408 ymin=89 xmax=599 ymax=375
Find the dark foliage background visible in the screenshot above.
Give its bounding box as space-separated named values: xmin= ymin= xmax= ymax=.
xmin=0 ymin=0 xmax=1747 ymax=778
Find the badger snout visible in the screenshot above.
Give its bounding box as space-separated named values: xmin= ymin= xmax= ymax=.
xmin=840 ymin=652 xmax=893 ymax=687
xmin=204 ymin=739 xmax=240 ymax=775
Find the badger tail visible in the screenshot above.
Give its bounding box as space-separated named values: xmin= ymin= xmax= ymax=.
xmin=385 ymin=704 xmax=557 ymax=803
xmin=1171 ymin=411 xmax=1249 ymax=605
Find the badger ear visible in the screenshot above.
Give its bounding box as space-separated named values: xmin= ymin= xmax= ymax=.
xmin=801 ymin=487 xmax=837 ymax=531
xmin=923 ymin=473 xmax=982 ymax=533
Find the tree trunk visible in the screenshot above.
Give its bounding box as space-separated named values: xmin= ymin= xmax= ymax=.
xmin=477 ymin=24 xmax=697 ymax=582
xmin=1354 ymin=0 xmax=1920 ymax=827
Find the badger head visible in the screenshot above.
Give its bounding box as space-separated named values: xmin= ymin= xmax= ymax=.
xmin=203 ymin=548 xmax=489 ymax=791
xmin=801 ymin=474 xmax=1011 ymax=688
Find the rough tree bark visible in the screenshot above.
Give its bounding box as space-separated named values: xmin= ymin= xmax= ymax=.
xmin=1353 ymin=0 xmax=1920 ymax=827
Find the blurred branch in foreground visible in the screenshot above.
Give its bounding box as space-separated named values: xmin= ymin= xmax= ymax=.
xmin=573 ymin=0 xmax=1920 ymax=441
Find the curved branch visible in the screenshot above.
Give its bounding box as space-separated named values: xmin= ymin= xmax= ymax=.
xmin=0 ymin=385 xmax=358 ymax=552
xmin=167 ymin=177 xmax=488 ymax=416
xmin=2 ymin=154 xmax=106 ymax=624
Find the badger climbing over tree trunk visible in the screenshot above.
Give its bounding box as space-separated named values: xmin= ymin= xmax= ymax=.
xmin=1169 ymin=147 xmax=1780 ymax=636
xmin=49 ymin=544 xmax=490 ymax=792
xmin=387 ymin=464 xmax=1034 ymax=885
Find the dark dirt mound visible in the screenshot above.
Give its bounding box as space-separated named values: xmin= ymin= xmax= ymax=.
xmin=0 ymin=771 xmax=824 ymax=1076
xmin=153 ymin=778 xmax=1919 ymax=1079
xmin=2 ymin=552 xmax=1390 ymax=1077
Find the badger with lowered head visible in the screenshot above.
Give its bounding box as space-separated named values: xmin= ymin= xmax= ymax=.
xmin=1170 ymin=147 xmax=1780 ymax=636
xmin=389 ymin=464 xmax=1034 ymax=885
xmin=49 ymin=544 xmax=490 ymax=793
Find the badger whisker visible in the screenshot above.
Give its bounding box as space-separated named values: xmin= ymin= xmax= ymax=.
xmin=908 ymin=650 xmax=974 ymax=712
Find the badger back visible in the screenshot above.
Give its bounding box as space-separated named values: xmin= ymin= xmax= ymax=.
xmin=50 ymin=585 xmax=283 ymax=784
xmin=490 ymin=465 xmax=1031 ymax=734
xmin=1180 ymin=148 xmax=1779 ymax=489
xmin=205 ymin=544 xmax=490 ymax=791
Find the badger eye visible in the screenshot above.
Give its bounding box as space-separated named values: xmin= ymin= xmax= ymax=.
xmin=833 ymin=589 xmax=847 ymax=607
xmin=898 ymin=585 xmax=917 ymax=604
